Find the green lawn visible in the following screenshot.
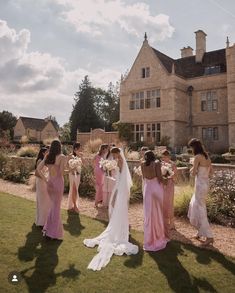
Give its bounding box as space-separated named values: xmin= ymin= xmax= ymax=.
xmin=0 ymin=193 xmax=234 ymax=293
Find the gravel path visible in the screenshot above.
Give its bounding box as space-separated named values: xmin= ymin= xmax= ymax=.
xmin=0 ymin=178 xmax=234 ymax=258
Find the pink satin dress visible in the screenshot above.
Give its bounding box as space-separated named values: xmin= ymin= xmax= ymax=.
xmin=143 ymin=177 xmax=168 ymax=251
xmin=94 ymin=154 xmax=105 ymax=205
xmin=43 ymin=164 xmax=64 ymax=240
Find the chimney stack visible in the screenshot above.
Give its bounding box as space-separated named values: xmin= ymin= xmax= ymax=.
xmin=195 ymin=30 xmax=207 ymax=63
xmin=181 ymin=46 xmax=193 ymax=58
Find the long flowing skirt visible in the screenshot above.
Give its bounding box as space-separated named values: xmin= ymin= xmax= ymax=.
xmin=35 ymin=177 xmax=51 ymax=226
xmin=95 ymin=168 xmax=104 ymax=204
xmin=67 ymin=173 xmax=80 ymax=210
xmin=163 ymin=179 xmax=175 ymax=236
xmin=43 ymin=176 xmax=64 ymax=239
xmin=188 ymin=177 xmax=213 ymax=238
xmin=143 ymin=178 xmax=168 ymax=251
xmin=102 ymin=175 xmax=116 ymax=207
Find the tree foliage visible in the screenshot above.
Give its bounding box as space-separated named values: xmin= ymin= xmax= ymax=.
xmin=0 ymin=110 xmax=17 ymax=140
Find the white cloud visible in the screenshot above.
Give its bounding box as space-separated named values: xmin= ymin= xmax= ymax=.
xmin=53 ymin=0 xmax=175 ymax=41
xmin=0 ymin=19 xmax=121 ymax=124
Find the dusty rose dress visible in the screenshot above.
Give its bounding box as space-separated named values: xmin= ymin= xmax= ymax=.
xmin=43 ymin=164 xmax=64 ymax=240
xmin=143 ymin=176 xmax=168 ymax=251
xmin=94 ymin=154 xmax=104 ymax=205
xmin=163 ymin=178 xmax=175 ymax=235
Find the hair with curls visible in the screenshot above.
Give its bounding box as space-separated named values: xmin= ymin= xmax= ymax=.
xmin=188 ymin=138 xmax=208 ymax=159
xmin=98 ymin=144 xmax=109 ymax=156
xmin=35 ymin=146 xmax=48 ymax=169
xmin=73 ymin=142 xmax=81 ymax=156
xmin=45 ymin=140 xmax=62 ymax=165
xmin=144 ymin=150 xmax=156 ymax=166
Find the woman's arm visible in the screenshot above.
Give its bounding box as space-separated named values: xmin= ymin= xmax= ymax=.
xmin=190 ymin=155 xmax=200 ymax=176
xmin=155 ymin=161 xmax=164 ymax=183
xmin=141 ymin=163 xmax=145 ymax=179
xmin=36 ymin=159 xmax=47 ymax=182
xmin=118 ymin=157 xmax=123 ymax=173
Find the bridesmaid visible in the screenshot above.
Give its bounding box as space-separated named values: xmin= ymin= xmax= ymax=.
xmin=35 ymin=146 xmax=50 ymax=228
xmin=161 ymin=149 xmax=178 ymax=237
xmin=68 ymin=142 xmax=82 ymax=213
xmin=94 ymin=144 xmax=109 ymax=208
xmin=141 ymin=150 xmax=168 ymax=251
xmin=187 ymin=138 xmax=214 ymax=246
xmin=37 ymin=140 xmax=67 ymax=240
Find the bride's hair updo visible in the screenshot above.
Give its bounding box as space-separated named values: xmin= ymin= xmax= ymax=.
xmin=144 ymin=150 xmax=156 ymax=166
xmin=188 ymin=138 xmax=208 ymax=159
xmin=110 ymin=147 xmax=120 ymax=154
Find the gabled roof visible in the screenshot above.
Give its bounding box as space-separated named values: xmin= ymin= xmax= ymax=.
xmin=19 ymin=116 xmax=58 ymax=131
xmin=152 ymin=47 xmax=226 ymax=78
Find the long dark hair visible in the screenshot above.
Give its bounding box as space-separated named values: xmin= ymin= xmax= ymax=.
xmin=45 ymin=140 xmax=62 ymax=165
xmin=144 ymin=150 xmax=156 ymax=166
xmin=188 ymin=138 xmax=208 ymax=159
xmin=98 ymin=144 xmax=109 ymax=156
xmin=73 ymin=142 xmax=81 ymax=156
xmin=106 ymin=143 xmax=116 ymax=159
xmin=110 ymin=147 xmax=120 ymax=155
xmin=35 ymin=147 xmax=48 ymax=168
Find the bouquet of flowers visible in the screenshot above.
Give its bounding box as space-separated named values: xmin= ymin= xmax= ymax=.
xmin=161 ymin=162 xmax=174 ymax=179
xmin=189 ymin=157 xmax=195 ymax=165
xmin=69 ymin=156 xmax=82 ymax=174
xmin=99 ymin=158 xmax=117 ymax=173
xmin=133 ymin=166 xmax=142 ymax=177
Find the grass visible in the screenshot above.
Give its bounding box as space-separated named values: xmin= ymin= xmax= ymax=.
xmin=0 ymin=192 xmax=235 ymax=293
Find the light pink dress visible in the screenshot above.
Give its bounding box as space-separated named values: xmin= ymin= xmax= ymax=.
xmin=143 ymin=176 xmax=168 ymax=251
xmin=43 ymin=164 xmax=64 ymax=239
xmin=35 ymin=164 xmax=51 ymax=226
xmin=94 ymin=154 xmax=104 ymax=205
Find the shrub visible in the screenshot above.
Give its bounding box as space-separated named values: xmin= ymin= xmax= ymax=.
xmin=79 ymin=160 xmax=95 ymax=197
xmin=84 ymin=138 xmax=103 ymax=155
xmin=176 ymin=160 xmax=188 ymax=167
xmin=0 ymin=153 xmax=8 ymax=177
xmin=130 ymin=175 xmax=142 ymax=203
xmin=2 ymin=166 xmax=30 ymax=183
xmin=174 ymin=185 xmax=193 ymax=217
xmin=17 ymin=146 xmax=39 ymax=158
xmin=125 ymin=151 xmax=140 ymax=161
xmin=210 ymin=154 xmax=229 ymax=164
xmin=229 ymin=147 xmax=235 ymax=155
xmin=209 ymin=170 xmax=235 ymax=226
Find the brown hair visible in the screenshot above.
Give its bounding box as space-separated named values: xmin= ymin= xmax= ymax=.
xmin=144 ymin=150 xmax=156 ymax=166
xmin=161 ymin=149 xmax=170 ymax=156
xmin=110 ymin=147 xmax=121 ymax=154
xmin=45 ymin=140 xmax=61 ymax=165
xmin=188 ymin=138 xmax=208 ymax=159
xmin=98 ymin=144 xmax=109 ymax=156
xmin=73 ymin=142 xmax=81 ymax=156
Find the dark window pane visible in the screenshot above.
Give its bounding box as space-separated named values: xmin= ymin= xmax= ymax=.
xmin=156 ymin=97 xmax=161 ymax=107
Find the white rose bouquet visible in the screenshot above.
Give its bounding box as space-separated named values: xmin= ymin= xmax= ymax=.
xmin=99 ymin=158 xmax=117 ymax=174
xmin=69 ymin=156 xmax=82 ymax=174
xmin=161 ymin=162 xmax=174 ymax=179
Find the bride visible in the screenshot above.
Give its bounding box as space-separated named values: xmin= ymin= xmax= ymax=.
xmin=83 ymin=147 xmax=139 ymax=271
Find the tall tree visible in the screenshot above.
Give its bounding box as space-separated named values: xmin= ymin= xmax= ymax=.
xmin=0 ymin=110 xmax=17 ymax=139
xmin=70 ymin=76 xmax=102 ymax=140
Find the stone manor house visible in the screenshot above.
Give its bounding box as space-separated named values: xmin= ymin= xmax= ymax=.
xmin=119 ymin=30 xmax=235 ymax=152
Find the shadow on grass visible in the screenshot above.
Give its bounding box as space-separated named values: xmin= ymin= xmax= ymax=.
xmin=18 ymin=224 xmax=80 ymax=293
xmin=63 ymin=211 xmax=85 ymax=236
xmin=124 ymin=234 xmax=144 ymax=269
xmin=148 ymin=240 xmax=218 ymax=293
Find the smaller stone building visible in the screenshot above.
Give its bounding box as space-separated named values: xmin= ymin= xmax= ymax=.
xmin=14 ymin=116 xmax=59 ymax=142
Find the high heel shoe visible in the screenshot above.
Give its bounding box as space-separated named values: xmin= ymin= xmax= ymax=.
xmin=202 ymin=238 xmax=214 ymax=246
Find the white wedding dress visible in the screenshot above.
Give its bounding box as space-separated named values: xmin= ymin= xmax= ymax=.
xmin=188 ymin=166 xmax=213 ymax=238
xmin=83 ymin=150 xmax=139 ymax=271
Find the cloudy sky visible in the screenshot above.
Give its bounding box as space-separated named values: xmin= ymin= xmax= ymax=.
xmin=0 ymin=0 xmax=235 ymax=125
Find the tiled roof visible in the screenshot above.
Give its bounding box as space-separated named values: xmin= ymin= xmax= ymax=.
xmin=20 ymin=117 xmax=58 ymax=131
xmin=152 ymin=47 xmax=226 ymax=78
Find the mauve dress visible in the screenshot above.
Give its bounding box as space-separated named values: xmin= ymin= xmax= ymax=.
xmin=43 ymin=164 xmax=64 ymax=240
xmin=94 ymin=154 xmax=105 ymax=204
xmin=143 ymin=166 xmax=168 ymax=251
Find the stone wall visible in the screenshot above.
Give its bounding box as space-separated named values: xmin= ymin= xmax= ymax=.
xmin=77 ymin=129 xmax=119 ymax=146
